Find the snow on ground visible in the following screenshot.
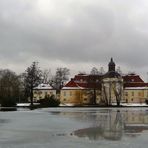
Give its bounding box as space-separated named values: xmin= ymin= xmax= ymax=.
xmin=121 ymin=103 xmax=148 ymax=106
xmin=17 ymin=103 xmax=40 ymax=107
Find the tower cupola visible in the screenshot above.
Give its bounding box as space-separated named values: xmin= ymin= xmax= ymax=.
xmin=108 ymin=58 xmax=115 ymax=72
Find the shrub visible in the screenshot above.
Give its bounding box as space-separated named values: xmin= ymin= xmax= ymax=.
xmin=39 ymin=95 xmax=60 ymax=107
xmin=145 ymin=99 xmax=148 ymax=105
xmin=1 ymin=97 xmax=16 ymax=107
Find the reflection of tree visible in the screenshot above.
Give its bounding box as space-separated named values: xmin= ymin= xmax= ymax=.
xmin=73 ymin=127 xmax=103 ymax=140
xmin=73 ymin=110 xmax=123 ymax=141
xmin=103 ymin=110 xmax=123 ymax=140
xmin=49 ymin=109 xmax=148 ymax=141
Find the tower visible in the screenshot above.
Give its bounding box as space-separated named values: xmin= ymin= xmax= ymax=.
xmin=101 ymin=58 xmax=123 ymax=106
xmin=108 ymin=58 xmax=115 ymax=72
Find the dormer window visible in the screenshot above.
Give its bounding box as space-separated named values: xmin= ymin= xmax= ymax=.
xmin=131 ymin=79 xmax=134 ymax=82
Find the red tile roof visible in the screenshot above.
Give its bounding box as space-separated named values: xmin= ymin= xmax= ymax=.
xmin=123 ymin=74 xmax=148 ymax=88
xmin=63 ymin=74 xmax=102 ymax=89
xmin=124 ymin=83 xmax=148 ymax=87
xmin=64 ymin=80 xmax=80 ymax=88
xmin=63 ymin=73 xmax=148 ymax=90
xmin=122 ymin=74 xmax=144 ymax=83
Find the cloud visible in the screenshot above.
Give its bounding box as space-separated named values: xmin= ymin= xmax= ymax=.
xmin=0 ymin=0 xmax=148 ymax=79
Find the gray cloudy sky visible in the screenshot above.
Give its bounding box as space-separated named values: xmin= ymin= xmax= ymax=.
xmin=0 ymin=0 xmax=148 ymax=79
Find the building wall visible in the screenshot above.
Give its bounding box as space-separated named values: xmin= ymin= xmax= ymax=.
xmin=33 ymin=89 xmax=56 ymax=102
xmin=60 ymin=89 xmax=102 ymax=106
xmin=60 ymin=89 xmax=83 ymax=105
xmin=123 ymin=89 xmax=147 ymax=103
xmin=60 ymin=87 xmax=148 ymax=106
xmin=81 ymin=89 xmax=101 ymax=104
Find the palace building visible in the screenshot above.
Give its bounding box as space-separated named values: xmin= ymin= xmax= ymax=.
xmin=60 ymin=58 xmax=148 ymax=106
xmin=32 ymin=58 xmax=148 ymax=106
xmin=60 ymin=74 xmax=102 ymax=106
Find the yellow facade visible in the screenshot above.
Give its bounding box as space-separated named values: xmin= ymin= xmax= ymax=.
xmin=60 ymin=89 xmax=101 ymax=106
xmin=124 ymin=88 xmax=148 ymax=103
xmin=33 ymin=89 xmax=56 ymax=102
xmin=60 ymin=87 xmax=148 ymax=106
xmin=60 ymin=89 xmax=83 ymax=105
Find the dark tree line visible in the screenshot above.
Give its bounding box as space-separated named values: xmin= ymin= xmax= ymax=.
xmin=0 ymin=61 xmax=70 ymax=107
xmin=0 ymin=69 xmax=21 ymax=107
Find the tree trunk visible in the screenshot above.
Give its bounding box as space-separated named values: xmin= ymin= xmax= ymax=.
xmin=103 ymin=85 xmax=109 ymax=106
xmin=30 ymin=87 xmax=33 ymax=106
xmin=93 ymin=89 xmax=96 ymax=105
xmin=117 ymin=98 xmax=120 ymax=106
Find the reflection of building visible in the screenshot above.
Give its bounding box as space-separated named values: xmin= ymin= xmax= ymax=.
xmin=33 ymin=84 xmax=56 ymax=102
xmin=124 ymin=110 xmax=148 ymax=127
xmin=48 ymin=108 xmax=148 ymax=141
xmin=70 ymin=109 xmax=148 ymax=141
xmin=72 ymin=110 xmax=123 ymax=141
xmin=60 ymin=58 xmax=148 ymax=106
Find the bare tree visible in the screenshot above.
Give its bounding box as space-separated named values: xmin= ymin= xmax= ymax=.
xmin=112 ymin=81 xmax=122 ymax=106
xmin=42 ymin=69 xmax=52 ymax=84
xmin=90 ymin=67 xmax=99 ymax=75
xmin=116 ymin=66 xmax=122 ymax=75
xmin=78 ymin=71 xmax=86 ymax=75
xmin=102 ymin=85 xmax=109 ymax=106
xmin=23 ymin=62 xmax=42 ymax=106
xmin=51 ymin=67 xmax=70 ymax=90
xmin=99 ymin=67 xmax=105 ymax=75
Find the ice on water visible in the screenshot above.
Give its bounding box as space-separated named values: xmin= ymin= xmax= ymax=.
xmin=0 ymin=107 xmax=148 ymax=148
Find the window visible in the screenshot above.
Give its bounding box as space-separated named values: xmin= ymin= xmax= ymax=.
xmin=63 ymin=91 xmax=66 ymax=96
xmin=125 ymin=92 xmax=128 ymax=96
xmin=132 ymin=92 xmax=134 ymax=96
xmin=138 ymin=92 xmax=141 ymax=97
xmin=39 ymin=91 xmax=42 ymax=94
xmin=70 ymin=91 xmax=72 ymax=96
xmin=132 ymin=116 xmax=135 ymax=121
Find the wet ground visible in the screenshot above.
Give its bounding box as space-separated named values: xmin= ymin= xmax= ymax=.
xmin=0 ymin=107 xmax=148 ymax=148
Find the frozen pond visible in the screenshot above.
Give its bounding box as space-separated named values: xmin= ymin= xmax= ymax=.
xmin=0 ymin=107 xmax=148 ymax=148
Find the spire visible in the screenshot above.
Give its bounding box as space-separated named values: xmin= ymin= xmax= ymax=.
xmin=108 ymin=57 xmax=115 ymax=72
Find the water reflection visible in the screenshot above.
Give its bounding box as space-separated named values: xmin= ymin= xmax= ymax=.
xmin=52 ymin=109 xmax=148 ymax=141
xmin=0 ymin=119 xmax=10 ymax=124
